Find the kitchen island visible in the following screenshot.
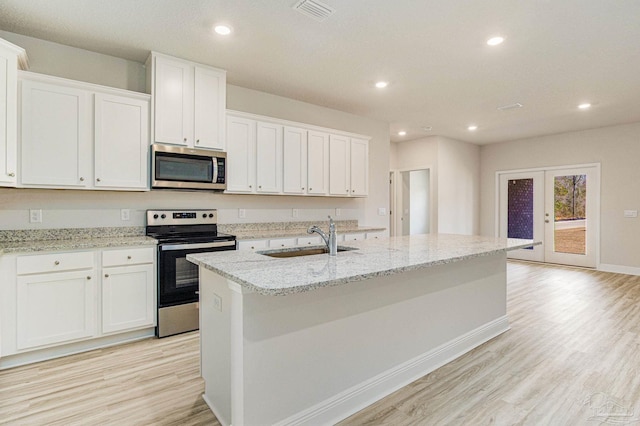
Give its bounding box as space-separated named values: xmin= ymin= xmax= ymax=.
xmin=187 ymin=234 xmax=535 ymax=426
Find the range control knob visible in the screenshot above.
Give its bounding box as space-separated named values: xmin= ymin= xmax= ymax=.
xmin=153 ymin=214 xmax=159 ymax=219
xmin=209 ymin=213 xmax=214 ymax=218
xmin=202 ymin=213 xmax=207 ymax=218
xmin=161 ymin=214 xmax=166 ymax=219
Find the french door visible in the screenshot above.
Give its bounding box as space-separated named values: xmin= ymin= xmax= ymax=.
xmin=499 ymin=165 xmax=599 ymax=268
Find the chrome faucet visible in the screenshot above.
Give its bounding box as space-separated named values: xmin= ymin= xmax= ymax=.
xmin=307 ymin=216 xmax=338 ymax=256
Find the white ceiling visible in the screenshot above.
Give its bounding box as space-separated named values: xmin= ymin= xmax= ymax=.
xmin=1 ymin=0 xmax=639 ymax=144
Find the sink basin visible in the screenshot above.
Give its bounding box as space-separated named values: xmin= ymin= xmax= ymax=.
xmin=259 ymin=246 xmax=357 ymax=258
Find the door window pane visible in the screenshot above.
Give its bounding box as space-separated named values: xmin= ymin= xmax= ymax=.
xmin=507 ymin=179 xmax=534 ymax=248
xmin=553 ymin=175 xmax=586 ymax=255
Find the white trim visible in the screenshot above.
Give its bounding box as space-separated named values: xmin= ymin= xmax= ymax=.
xmin=274 ymin=316 xmax=510 ymax=426
xmin=598 ymin=264 xmax=640 ymax=276
xmin=202 ymin=394 xmax=231 ymax=426
xmin=391 ymin=165 xmax=435 ymax=236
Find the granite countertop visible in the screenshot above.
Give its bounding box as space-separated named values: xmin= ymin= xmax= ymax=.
xmin=188 ymin=234 xmax=538 ymax=296
xmin=0 ymin=227 xmax=156 ymax=255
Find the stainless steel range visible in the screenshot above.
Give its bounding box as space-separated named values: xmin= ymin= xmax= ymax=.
xmin=146 ymin=209 xmax=236 ymax=338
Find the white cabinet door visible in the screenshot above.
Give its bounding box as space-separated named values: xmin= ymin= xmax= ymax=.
xmin=0 ymin=42 xmax=19 ymax=186
xmin=154 ymin=56 xmax=193 ymax=146
xmin=20 ymin=80 xmax=91 ymax=187
xmin=307 ymin=130 xmax=329 ymax=195
xmin=102 ymin=264 xmax=155 ymax=334
xmin=329 ymin=134 xmax=350 ymax=196
xmin=17 ymin=270 xmax=97 ymax=350
xmin=194 ymin=66 xmax=226 ymax=150
xmin=283 ymin=126 xmax=307 ymax=195
xmin=256 ymin=122 xmax=282 ymax=194
xmin=237 ymin=240 xmax=269 ymax=251
xmin=94 ymin=93 xmax=149 ymax=189
xmin=350 ymin=138 xmax=369 ymax=196
xmin=226 ymin=115 xmax=256 ymax=193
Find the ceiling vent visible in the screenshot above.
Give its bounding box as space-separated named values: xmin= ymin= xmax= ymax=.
xmin=293 ymin=0 xmax=335 ymax=22
xmin=497 ymin=103 xmax=523 ymax=111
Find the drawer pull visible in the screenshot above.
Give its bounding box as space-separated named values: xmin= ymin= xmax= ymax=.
xmin=87 ymin=276 xmax=91 ymax=280
xmin=54 ymin=261 xmax=60 ymax=266
xmin=104 ymin=274 xmax=109 ymax=278
xmin=127 ymin=255 xmax=132 ymax=260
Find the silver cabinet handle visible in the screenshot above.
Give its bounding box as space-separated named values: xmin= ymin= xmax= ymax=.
xmin=352 ymin=190 xmax=355 ymax=192
xmin=87 ymin=276 xmax=91 ymax=280
xmin=54 ymin=260 xmax=60 ymax=265
xmin=127 ymin=255 xmax=132 ymax=260
xmin=545 ymin=219 xmax=550 ymax=223
xmin=249 ymin=185 xmax=252 ymax=188
xmin=96 ymin=178 xmax=101 ymax=182
xmin=8 ymin=172 xmax=15 ymax=177
xmin=346 ymin=189 xmax=349 ymax=193
xmin=104 ymin=274 xmax=109 ymax=278
xmin=259 ymin=185 xmax=262 ymax=189
xmin=301 ymin=187 xmax=305 ymax=190
xmin=196 ymin=139 xmax=200 ymax=144
xmin=183 ymin=137 xmax=187 ymax=142
xmin=79 ymin=177 xmax=85 ymax=181
xmin=309 ymin=187 xmax=313 ymax=190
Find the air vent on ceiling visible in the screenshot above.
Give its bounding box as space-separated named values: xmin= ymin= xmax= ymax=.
xmin=497 ymin=103 xmax=523 ymax=111
xmin=293 ymin=0 xmax=335 ymax=22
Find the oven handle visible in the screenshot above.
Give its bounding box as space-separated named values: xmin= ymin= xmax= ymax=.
xmin=160 ymin=241 xmax=236 ymax=251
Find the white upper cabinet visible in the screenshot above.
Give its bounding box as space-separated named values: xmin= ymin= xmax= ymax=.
xmin=94 ymin=93 xmax=149 ymax=189
xmin=19 ymin=72 xmax=150 ymax=191
xmin=283 ymin=126 xmax=308 ymax=195
xmin=307 ymin=130 xmax=329 ymax=195
xmin=20 ymin=79 xmax=92 ymax=187
xmin=0 ymin=38 xmax=26 ymax=187
xmin=226 ymin=115 xmax=256 ymax=193
xmin=350 ymin=137 xmax=369 ymax=196
xmin=329 ymin=134 xmax=350 ymax=196
xmin=256 ymin=121 xmax=282 ymax=193
xmin=148 ymin=52 xmax=226 ymax=151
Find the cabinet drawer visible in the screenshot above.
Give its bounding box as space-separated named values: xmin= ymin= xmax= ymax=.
xmin=343 ymin=233 xmax=365 ymax=242
xmin=268 ymin=238 xmax=297 ymax=248
xmin=17 ymin=251 xmax=94 ymax=275
xmin=237 ymin=240 xmax=269 ymax=251
xmin=297 ymin=236 xmax=322 ymax=246
xmin=102 ymin=247 xmax=155 ymax=267
xmin=366 ymin=231 xmax=386 ymax=240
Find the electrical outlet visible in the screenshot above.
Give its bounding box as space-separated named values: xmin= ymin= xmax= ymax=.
xmin=120 ymin=209 xmax=130 ymax=221
xmin=378 ymin=207 xmax=387 ymax=216
xmin=292 ymin=208 xmax=299 ymax=218
xmin=29 ymin=209 xmax=42 ymax=223
xmin=238 ymin=209 xmax=246 ymax=218
xmin=624 ymin=210 xmax=638 ymax=218
xmin=335 ymin=208 xmax=341 ymax=216
xmin=212 ymin=293 xmax=222 ymax=312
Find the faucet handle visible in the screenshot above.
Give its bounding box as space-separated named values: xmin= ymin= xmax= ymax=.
xmin=328 ymin=215 xmax=335 ymax=231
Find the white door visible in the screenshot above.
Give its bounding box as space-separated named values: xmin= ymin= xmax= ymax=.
xmin=20 ymin=80 xmax=91 ymax=187
xmin=154 ymin=56 xmax=193 ymax=146
xmin=499 ymin=165 xmax=599 ymax=267
xmin=194 ymin=66 xmax=225 ymax=150
xmin=283 ymin=126 xmax=307 ymax=194
xmin=307 ymin=130 xmax=329 ymax=195
xmin=329 ymin=134 xmax=350 ymax=196
xmin=94 ymin=93 xmax=149 ymax=189
xmin=102 ymin=264 xmax=155 ymax=334
xmin=255 ymin=122 xmax=282 ymax=194
xmin=17 ymin=270 xmax=97 ymax=350
xmin=226 ymin=116 xmax=256 ymax=193
xmin=350 ymin=138 xmax=368 ymax=196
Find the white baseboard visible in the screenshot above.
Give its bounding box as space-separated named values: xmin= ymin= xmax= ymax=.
xmin=202 ymin=394 xmax=231 ymax=426
xmin=599 ymin=263 xmax=640 ymax=276
xmin=274 ymin=316 xmax=510 ymax=426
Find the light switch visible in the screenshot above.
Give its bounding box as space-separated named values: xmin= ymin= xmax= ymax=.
xmin=238 ymin=209 xmax=246 ymax=218
xmin=624 ymin=210 xmax=638 ymax=218
xmin=378 ymin=207 xmax=387 ymax=216
xmin=29 ymin=209 xmax=42 ymax=223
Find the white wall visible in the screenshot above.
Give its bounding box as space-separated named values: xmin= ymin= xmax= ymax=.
xmin=392 ymin=136 xmax=479 ymax=235
xmin=0 ymin=32 xmax=390 ymax=231
xmin=480 ymin=122 xmax=640 ymax=269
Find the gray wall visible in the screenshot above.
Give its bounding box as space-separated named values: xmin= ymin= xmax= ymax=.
xmin=480 ymin=122 xmax=640 ymax=269
xmin=0 ymin=31 xmax=390 ymax=231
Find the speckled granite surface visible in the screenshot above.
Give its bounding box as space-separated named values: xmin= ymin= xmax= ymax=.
xmin=188 ymin=234 xmax=538 ymax=296
xmin=219 ymin=220 xmax=384 ymax=240
xmin=0 ymin=227 xmax=156 ymax=254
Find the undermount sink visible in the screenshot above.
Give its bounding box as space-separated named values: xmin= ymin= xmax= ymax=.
xmin=259 ymin=246 xmax=357 ymax=258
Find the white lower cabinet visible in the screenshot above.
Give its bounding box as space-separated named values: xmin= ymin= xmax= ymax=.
xmin=343 ymin=233 xmax=366 ymax=242
xmin=17 ymin=268 xmax=97 ymax=350
xmin=237 ymin=239 xmax=269 ymax=251
xmin=365 ymin=231 xmax=386 ymax=240
xmin=268 ymin=238 xmax=297 ymax=248
xmin=102 ymin=263 xmax=154 ymax=334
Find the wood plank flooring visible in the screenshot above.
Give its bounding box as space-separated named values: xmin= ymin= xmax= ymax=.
xmin=2 ymin=261 xmax=640 ymax=425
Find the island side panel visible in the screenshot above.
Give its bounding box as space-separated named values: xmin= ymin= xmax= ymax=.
xmin=199 ymin=267 xmax=233 ymax=426
xmin=238 ymin=252 xmax=509 ymax=425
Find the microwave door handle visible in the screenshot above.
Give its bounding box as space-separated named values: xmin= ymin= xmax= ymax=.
xmin=160 ymin=241 xmax=236 ymax=251
xmin=213 ymin=158 xmax=218 ymax=184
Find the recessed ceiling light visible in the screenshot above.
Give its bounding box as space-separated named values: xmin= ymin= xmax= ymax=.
xmin=578 ymin=103 xmax=592 ymax=110
xmin=375 ymin=81 xmax=388 ymax=89
xmin=398 ymin=131 xmax=407 ymax=136
xmin=468 ymin=125 xmax=478 ymax=131
xmin=487 ymin=36 xmax=505 ymax=46
xmin=214 ymin=25 xmax=232 ymax=35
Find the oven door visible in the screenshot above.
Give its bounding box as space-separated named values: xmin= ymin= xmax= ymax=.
xmin=157 ymin=240 xmax=236 ymax=307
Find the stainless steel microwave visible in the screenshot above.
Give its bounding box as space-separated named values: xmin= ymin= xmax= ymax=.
xmin=151 ymin=144 xmax=227 ymax=191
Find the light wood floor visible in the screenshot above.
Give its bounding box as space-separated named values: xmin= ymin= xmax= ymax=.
xmin=2 ymin=261 xmax=640 ymax=425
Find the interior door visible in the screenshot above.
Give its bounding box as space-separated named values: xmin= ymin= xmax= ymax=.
xmin=544 ymin=167 xmax=598 ymax=268
xmin=499 ymin=166 xmax=599 ymax=267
